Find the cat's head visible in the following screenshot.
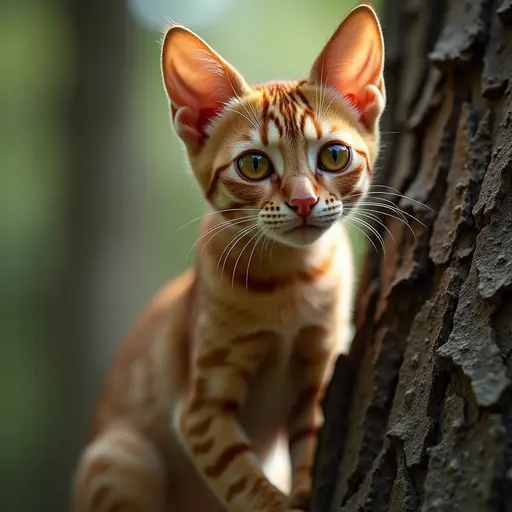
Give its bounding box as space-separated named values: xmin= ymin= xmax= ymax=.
xmin=161 ymin=4 xmax=385 ymax=247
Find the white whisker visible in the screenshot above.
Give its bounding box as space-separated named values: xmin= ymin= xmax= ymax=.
xmin=222 ymin=104 xmax=259 ymax=132
xmin=368 ymin=186 xmax=434 ymax=211
xmin=349 ymin=216 xmax=386 ymax=257
xmin=177 ymin=208 xmax=261 ymax=232
xmin=219 ymin=224 xmax=260 ymax=279
xmin=245 ymin=231 xmax=265 ymax=290
xmin=187 ymin=216 xmax=259 ymax=262
xmin=222 ymin=69 xmax=261 ymax=132
xmin=356 ymin=201 xmax=429 ymax=231
xmin=353 ymin=210 xmax=397 ymax=245
xmin=343 ymin=223 xmax=360 ymax=254
xmin=353 ymin=207 xmax=417 ymax=240
xmin=346 ymin=221 xmax=379 ymax=256
xmin=231 ymin=228 xmax=262 ymax=288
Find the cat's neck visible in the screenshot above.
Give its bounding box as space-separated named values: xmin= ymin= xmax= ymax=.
xmin=196 ymin=212 xmax=339 ymax=284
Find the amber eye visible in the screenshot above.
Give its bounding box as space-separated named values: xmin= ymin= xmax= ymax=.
xmin=317 ymin=143 xmax=351 ymax=172
xmin=236 ymin=152 xmax=273 ymax=181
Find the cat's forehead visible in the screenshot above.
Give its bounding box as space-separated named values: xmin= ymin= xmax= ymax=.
xmin=236 ymin=81 xmax=368 ymax=152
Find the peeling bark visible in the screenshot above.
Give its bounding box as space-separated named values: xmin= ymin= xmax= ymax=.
xmin=310 ymin=0 xmax=512 ymax=510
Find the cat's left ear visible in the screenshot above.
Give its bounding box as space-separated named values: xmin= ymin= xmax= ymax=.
xmin=161 ymin=26 xmax=249 ymax=152
xmin=309 ymin=4 xmax=385 ymax=131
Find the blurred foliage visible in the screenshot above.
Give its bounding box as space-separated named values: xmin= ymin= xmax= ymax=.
xmin=0 ymin=0 xmax=378 ymax=509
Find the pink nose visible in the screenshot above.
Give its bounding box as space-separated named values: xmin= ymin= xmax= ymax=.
xmin=288 ymin=195 xmax=318 ymax=217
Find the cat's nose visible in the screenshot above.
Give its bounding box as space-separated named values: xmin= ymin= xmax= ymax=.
xmin=287 ymin=195 xmax=318 ymax=217
xmin=286 ymin=179 xmax=318 ymax=217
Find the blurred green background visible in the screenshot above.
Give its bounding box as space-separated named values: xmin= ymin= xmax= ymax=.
xmin=0 ymin=0 xmax=373 ymax=509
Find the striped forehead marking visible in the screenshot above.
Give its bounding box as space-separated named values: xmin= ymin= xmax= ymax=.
xmin=254 ymin=82 xmax=323 ymax=145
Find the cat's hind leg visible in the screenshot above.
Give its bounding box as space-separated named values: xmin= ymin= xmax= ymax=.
xmin=73 ymin=424 xmax=166 ymax=512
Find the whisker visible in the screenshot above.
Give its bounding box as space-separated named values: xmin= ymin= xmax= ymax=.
xmin=231 ymin=228 xmax=262 ymax=288
xmin=187 ymin=216 xmax=258 ymax=262
xmin=314 ymin=66 xmax=319 ymax=120
xmin=176 ymin=208 xmax=261 ymax=232
xmin=222 ymin=69 xmax=261 ymax=131
xmin=244 ymin=95 xmax=263 ymax=131
xmin=346 ymin=221 xmax=379 ymax=256
xmin=346 ymin=203 xmax=417 ymax=239
xmin=343 ymin=222 xmax=363 ymax=256
xmin=344 ymin=196 xmax=410 ymax=225
xmin=343 ymin=189 xmax=433 ymax=214
xmin=193 ymin=215 xmax=258 ymax=245
xmin=356 ymin=201 xmax=429 ymax=231
xmin=186 ymin=219 xmax=240 ymax=261
xmin=353 ymin=211 xmax=397 ymax=246
xmin=368 ymin=186 xmax=434 ymax=211
xmin=268 ymin=236 xmax=275 ymax=262
xmin=236 ymin=97 xmax=261 ymax=132
xmin=223 ymin=105 xmax=259 ymax=132
xmin=259 ymin=231 xmax=272 ymax=266
xmin=219 ymin=224 xmax=260 ymax=279
xmin=217 ymin=223 xmax=257 ymax=270
xmin=349 ymin=216 xmax=386 ymax=258
xmin=320 ymin=63 xmax=328 ymax=118
xmin=354 ymin=207 xmax=418 ymax=240
xmin=322 ymin=87 xmax=340 ymax=115
xmin=245 ymin=231 xmax=265 ymax=290
xmin=189 ymin=53 xmax=261 ymax=131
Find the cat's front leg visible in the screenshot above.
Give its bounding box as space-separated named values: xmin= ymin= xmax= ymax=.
xmin=286 ymin=326 xmax=336 ymax=511
xmin=176 ymin=331 xmax=291 ymax=512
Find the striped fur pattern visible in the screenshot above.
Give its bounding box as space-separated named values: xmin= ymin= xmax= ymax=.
xmin=73 ymin=4 xmax=386 ymax=512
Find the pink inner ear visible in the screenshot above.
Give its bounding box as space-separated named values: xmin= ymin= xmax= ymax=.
xmin=172 ymin=104 xmax=218 ymax=133
xmin=196 ymin=107 xmax=222 ymax=133
xmin=162 ymin=26 xmax=249 ymax=146
xmin=168 ymin=69 xmax=229 ymax=133
xmin=308 ymin=6 xmax=385 ymax=128
xmin=344 ymin=93 xmax=359 ymax=109
xmin=329 ymin=42 xmax=383 ymax=112
xmin=345 ymin=85 xmax=373 ymax=112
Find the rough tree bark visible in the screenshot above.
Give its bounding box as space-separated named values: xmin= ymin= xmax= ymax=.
xmin=310 ymin=0 xmax=512 ymax=511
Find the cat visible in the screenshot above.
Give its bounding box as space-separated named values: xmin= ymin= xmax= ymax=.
xmin=73 ymin=4 xmax=385 ymax=512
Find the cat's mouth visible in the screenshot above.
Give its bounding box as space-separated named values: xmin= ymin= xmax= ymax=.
xmin=286 ymin=224 xmax=324 ymax=234
xmin=279 ymin=223 xmax=327 ymax=246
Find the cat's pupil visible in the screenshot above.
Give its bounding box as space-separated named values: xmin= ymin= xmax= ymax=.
xmin=330 ymin=149 xmax=338 ymax=162
xmin=253 ymin=156 xmax=259 ymax=171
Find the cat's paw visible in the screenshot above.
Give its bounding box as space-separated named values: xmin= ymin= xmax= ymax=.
xmin=287 ymin=488 xmax=311 ymax=511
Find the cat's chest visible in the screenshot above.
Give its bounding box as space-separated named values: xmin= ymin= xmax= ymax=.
xmin=239 ymin=334 xmax=298 ymax=444
xmin=207 ymin=278 xmax=341 ymax=442
xmin=233 ymin=280 xmax=338 ymax=339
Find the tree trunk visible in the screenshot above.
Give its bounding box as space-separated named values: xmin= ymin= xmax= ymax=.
xmin=310 ymin=0 xmax=512 ymax=511
xmin=53 ymin=1 xmax=136 ymax=510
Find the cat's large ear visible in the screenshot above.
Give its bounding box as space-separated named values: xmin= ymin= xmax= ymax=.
xmin=309 ymin=4 xmax=385 ymax=131
xmin=161 ymin=26 xmax=249 ymax=152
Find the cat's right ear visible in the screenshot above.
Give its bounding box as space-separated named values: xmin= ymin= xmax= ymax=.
xmin=161 ymin=26 xmax=249 ymax=153
xmin=308 ymin=5 xmax=385 ymax=131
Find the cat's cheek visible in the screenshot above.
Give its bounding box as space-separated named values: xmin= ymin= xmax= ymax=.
xmin=320 ymin=162 xmax=366 ymax=199
xmin=220 ymin=176 xmax=268 ymax=205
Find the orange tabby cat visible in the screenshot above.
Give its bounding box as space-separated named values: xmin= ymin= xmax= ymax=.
xmin=73 ymin=4 xmax=385 ymax=511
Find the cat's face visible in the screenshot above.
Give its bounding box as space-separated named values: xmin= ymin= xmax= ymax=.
xmin=162 ymin=5 xmax=385 ymax=247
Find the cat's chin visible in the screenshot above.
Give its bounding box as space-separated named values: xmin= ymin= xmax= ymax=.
xmin=268 ymin=225 xmax=330 ymax=247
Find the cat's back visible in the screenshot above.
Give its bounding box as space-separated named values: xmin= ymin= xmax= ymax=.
xmin=90 ymin=268 xmax=197 ymax=441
